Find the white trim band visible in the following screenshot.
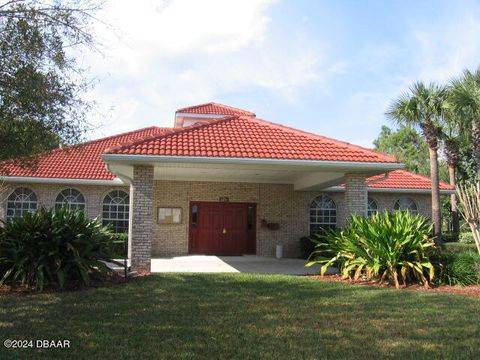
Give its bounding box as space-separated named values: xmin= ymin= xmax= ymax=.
xmin=0 ymin=176 xmax=125 ymax=186
xmin=325 ymin=186 xmax=455 ymax=194
xmin=101 ymin=154 xmax=404 ymax=171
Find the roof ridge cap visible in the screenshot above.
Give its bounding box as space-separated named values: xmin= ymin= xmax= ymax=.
xmin=105 ymin=116 xmax=238 ymax=154
xmin=65 ymin=126 xmax=164 ymax=150
xmin=176 ymin=102 xmax=255 ymax=116
xmin=245 ymin=117 xmax=398 ymax=163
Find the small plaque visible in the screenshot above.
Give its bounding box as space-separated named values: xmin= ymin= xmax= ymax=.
xmin=158 ymin=207 xmax=182 ymax=224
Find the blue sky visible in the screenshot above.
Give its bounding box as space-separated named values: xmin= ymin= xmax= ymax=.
xmin=84 ymin=0 xmax=480 ymax=147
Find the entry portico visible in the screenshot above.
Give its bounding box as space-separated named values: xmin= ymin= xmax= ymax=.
xmin=102 ymin=113 xmax=403 ymax=272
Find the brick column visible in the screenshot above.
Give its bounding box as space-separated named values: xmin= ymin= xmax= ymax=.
xmin=130 ymin=165 xmax=154 ymax=272
xmin=343 ymin=173 xmax=367 ymax=225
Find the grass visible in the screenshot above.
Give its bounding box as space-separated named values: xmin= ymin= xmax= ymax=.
xmin=1 ymin=274 xmax=479 ymax=359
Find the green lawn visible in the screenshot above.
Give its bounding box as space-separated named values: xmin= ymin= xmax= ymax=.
xmin=1 ymin=274 xmax=479 ymax=360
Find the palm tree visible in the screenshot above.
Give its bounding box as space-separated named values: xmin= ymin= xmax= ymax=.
xmin=449 ymin=67 xmax=480 ymax=181
xmin=439 ymin=101 xmax=462 ymax=237
xmin=387 ymin=82 xmax=447 ymax=242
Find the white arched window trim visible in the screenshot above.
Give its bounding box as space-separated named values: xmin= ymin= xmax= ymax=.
xmin=102 ymin=190 xmax=130 ymax=233
xmin=310 ymin=194 xmax=337 ymax=234
xmin=394 ymin=197 xmax=418 ymax=215
xmin=6 ymin=187 xmax=38 ymax=220
xmin=55 ymin=188 xmax=86 ymax=211
xmin=367 ymin=197 xmax=378 ymax=217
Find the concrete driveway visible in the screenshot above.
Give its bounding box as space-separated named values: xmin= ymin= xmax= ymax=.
xmin=150 ymin=255 xmax=320 ymax=275
xmin=108 ymin=255 xmax=321 ymax=275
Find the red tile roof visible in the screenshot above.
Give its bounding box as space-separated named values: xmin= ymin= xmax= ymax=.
xmin=2 ymin=127 xmax=169 ymax=180
xmin=366 ymin=170 xmax=454 ymax=190
xmin=176 ymin=102 xmax=255 ymax=116
xmin=107 ymin=116 xmax=399 ymax=163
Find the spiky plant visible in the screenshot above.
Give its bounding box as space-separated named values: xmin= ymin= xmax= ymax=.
xmin=306 ymin=211 xmax=436 ymax=288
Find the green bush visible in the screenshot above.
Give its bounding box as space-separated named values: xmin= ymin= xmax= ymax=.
xmin=441 ymin=242 xmax=477 ymax=253
xmin=442 ymin=232 xmax=458 ymax=243
xmin=306 ymin=211 xmax=435 ymax=288
xmin=299 ymin=236 xmax=316 ymax=259
xmin=459 ymin=232 xmax=475 ymax=244
xmin=438 ymin=251 xmax=480 ymax=286
xmin=111 ymin=232 xmax=128 ymax=258
xmin=0 ymin=208 xmax=114 ymax=290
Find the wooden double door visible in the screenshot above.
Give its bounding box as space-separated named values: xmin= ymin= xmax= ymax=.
xmin=189 ymin=202 xmax=256 ymax=255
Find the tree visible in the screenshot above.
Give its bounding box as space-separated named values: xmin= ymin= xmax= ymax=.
xmin=0 ymin=0 xmax=100 ymax=166
xmin=456 ymin=183 xmax=480 ymax=254
xmin=386 ymin=82 xmax=447 ymax=242
xmin=373 ymin=125 xmax=431 ymax=177
xmin=449 ymin=67 xmax=480 ymax=181
xmin=439 ymin=109 xmax=461 ymax=236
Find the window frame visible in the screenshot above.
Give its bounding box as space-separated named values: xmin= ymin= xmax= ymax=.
xmin=102 ymin=190 xmax=130 ymax=233
xmin=367 ymin=197 xmax=378 ymax=217
xmin=6 ymin=187 xmax=38 ymax=220
xmin=55 ymin=188 xmax=86 ymax=211
xmin=393 ymin=197 xmax=418 ymax=215
xmin=310 ymin=194 xmax=337 ymax=235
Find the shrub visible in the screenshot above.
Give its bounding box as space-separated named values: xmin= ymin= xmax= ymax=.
xmin=111 ymin=232 xmax=128 ymax=258
xmin=0 ymin=208 xmax=114 ymax=290
xmin=299 ymin=236 xmax=316 ymax=259
xmin=442 ymin=232 xmax=458 ymax=243
xmin=441 ymin=242 xmax=477 ymax=254
xmin=459 ymin=232 xmax=475 ymax=244
xmin=306 ymin=211 xmax=435 ymax=288
xmin=438 ymin=251 xmax=480 ymax=286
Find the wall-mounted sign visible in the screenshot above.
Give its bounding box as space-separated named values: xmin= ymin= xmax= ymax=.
xmin=219 ymin=197 xmax=229 ymax=202
xmin=158 ymin=207 xmax=182 ymax=224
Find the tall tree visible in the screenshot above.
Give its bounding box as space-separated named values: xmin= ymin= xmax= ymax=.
xmin=0 ymin=0 xmax=100 ymax=166
xmin=449 ymin=67 xmax=480 ymax=181
xmin=386 ymin=82 xmax=447 ymax=242
xmin=373 ymin=125 xmax=431 ymax=176
xmin=439 ymin=108 xmax=461 ymax=236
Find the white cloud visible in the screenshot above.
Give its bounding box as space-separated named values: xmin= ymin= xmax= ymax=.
xmin=81 ymin=0 xmax=341 ymax=138
xmin=411 ymin=3 xmax=480 ymax=82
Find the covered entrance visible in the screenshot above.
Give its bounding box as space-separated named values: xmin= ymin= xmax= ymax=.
xmin=189 ymin=201 xmax=256 ymax=255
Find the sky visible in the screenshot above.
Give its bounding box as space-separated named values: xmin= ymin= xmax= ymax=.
xmin=82 ymin=0 xmax=480 ymax=147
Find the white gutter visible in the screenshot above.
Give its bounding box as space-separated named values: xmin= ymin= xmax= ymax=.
xmin=0 ymin=176 xmax=125 ymax=186
xmin=325 ymin=186 xmax=455 ymax=194
xmin=101 ymin=154 xmax=404 ymax=171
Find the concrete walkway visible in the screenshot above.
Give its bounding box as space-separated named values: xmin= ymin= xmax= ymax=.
xmin=108 ymin=255 xmax=321 ymax=275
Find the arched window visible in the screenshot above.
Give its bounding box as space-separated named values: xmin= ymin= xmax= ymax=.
xmin=102 ymin=190 xmax=129 ymax=233
xmin=394 ymin=197 xmax=418 ymax=215
xmin=6 ymin=187 xmax=38 ymax=220
xmin=310 ymin=195 xmax=337 ymax=234
xmin=55 ymin=189 xmax=86 ymax=211
xmin=367 ymin=197 xmax=378 ymax=217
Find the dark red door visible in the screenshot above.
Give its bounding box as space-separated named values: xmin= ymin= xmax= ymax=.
xmin=223 ymin=203 xmax=248 ymax=254
xmin=189 ymin=202 xmax=255 ymax=255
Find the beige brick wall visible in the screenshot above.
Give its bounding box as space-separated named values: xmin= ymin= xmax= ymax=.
xmin=368 ymin=192 xmax=432 ymax=218
xmin=344 ymin=174 xmax=368 ymax=223
xmin=0 ymin=182 xmax=129 ymax=222
xmin=130 ymin=166 xmax=154 ymax=272
xmin=151 ymin=180 xmax=432 ymax=258
xmin=0 ymin=179 xmax=433 ymax=260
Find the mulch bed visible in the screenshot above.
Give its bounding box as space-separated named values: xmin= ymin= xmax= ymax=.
xmin=306 ymin=274 xmax=480 ymax=298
